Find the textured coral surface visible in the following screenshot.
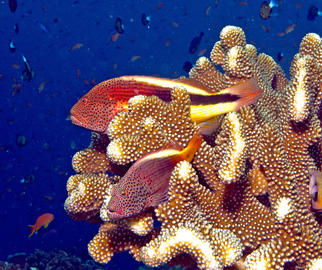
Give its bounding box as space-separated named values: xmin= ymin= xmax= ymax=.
xmin=65 ymin=26 xmax=322 ymax=270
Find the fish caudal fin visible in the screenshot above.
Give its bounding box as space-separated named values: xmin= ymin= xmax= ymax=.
xmin=177 ymin=131 xmax=203 ymax=162
xmin=225 ymin=76 xmax=263 ymax=111
xmin=189 ymin=77 xmax=262 ymax=125
xmin=28 ymin=225 xmax=36 ymax=238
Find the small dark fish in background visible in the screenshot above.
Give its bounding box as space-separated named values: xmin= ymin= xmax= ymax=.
xmin=183 ymin=61 xmax=192 ymax=73
xmin=21 ymin=55 xmax=35 ymax=82
xmin=14 ymin=23 xmax=19 ymax=34
xmin=259 ymin=0 xmax=278 ymax=19
xmin=8 ymin=0 xmax=17 ymax=12
xmin=276 ymin=52 xmax=284 ymax=62
xmin=9 ymin=40 xmax=16 ymax=53
xmin=189 ymin=32 xmax=204 ymax=54
xmin=141 ymin=13 xmax=151 ymax=26
xmin=16 ymin=135 xmax=27 ymax=147
xmin=115 ymin=17 xmax=124 ymax=34
xmin=307 ymin=5 xmax=322 ymax=21
xmin=36 ymin=20 xmax=49 ymax=33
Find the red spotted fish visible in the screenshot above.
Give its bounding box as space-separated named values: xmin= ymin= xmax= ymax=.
xmin=107 ymin=132 xmax=202 ymax=219
xmin=70 ymin=75 xmax=263 ymax=135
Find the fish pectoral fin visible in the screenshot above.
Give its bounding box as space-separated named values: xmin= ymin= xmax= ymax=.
xmin=164 ymin=139 xmax=183 ymax=151
xmin=44 ymin=223 xmax=49 ymax=228
xmin=148 ymin=188 xmax=169 ymax=207
xmin=198 ymin=115 xmax=223 ymax=135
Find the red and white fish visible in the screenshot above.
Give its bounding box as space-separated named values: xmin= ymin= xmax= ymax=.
xmin=107 ymin=132 xmax=202 ymax=219
xmin=70 ymin=75 xmax=263 ymax=135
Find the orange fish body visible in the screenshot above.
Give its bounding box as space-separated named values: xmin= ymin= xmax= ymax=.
xmin=28 ymin=213 xmax=54 ymax=237
xmin=107 ymin=132 xmax=202 ymax=219
xmin=70 ymin=75 xmax=262 ymax=134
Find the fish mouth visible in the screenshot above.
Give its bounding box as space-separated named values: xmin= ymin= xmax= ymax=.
xmin=107 ymin=209 xmax=123 ymax=219
xmin=70 ymin=114 xmax=84 ymax=127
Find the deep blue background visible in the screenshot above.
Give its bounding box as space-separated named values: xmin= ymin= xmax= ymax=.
xmin=0 ymin=0 xmax=321 ymax=267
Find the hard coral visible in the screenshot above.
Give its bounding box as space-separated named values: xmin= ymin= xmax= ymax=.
xmin=65 ymin=26 xmax=322 ymax=269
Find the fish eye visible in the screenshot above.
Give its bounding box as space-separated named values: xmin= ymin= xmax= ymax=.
xmin=81 ymin=97 xmax=88 ymax=104
xmin=121 ymin=188 xmax=127 ymax=197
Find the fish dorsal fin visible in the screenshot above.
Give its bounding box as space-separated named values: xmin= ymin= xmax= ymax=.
xmin=174 ymin=77 xmax=214 ymax=95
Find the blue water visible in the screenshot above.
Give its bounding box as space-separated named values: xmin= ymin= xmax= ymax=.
xmin=0 ymin=0 xmax=321 ymax=268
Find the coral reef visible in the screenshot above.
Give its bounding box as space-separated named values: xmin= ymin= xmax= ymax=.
xmin=0 ymin=249 xmax=102 ymax=270
xmin=65 ymin=26 xmax=322 ymax=269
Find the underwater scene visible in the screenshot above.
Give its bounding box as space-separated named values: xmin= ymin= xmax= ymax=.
xmin=1 ymin=0 xmax=322 ymax=269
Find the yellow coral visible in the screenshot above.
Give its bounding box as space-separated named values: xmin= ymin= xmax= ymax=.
xmin=65 ymin=25 xmax=322 ymax=269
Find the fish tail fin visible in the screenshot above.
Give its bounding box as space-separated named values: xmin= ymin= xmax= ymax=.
xmin=178 ymin=131 xmax=203 ymax=162
xmin=225 ymin=76 xmax=263 ymax=111
xmin=28 ymin=225 xmax=35 ymax=238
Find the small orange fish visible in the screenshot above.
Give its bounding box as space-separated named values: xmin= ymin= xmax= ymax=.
xmin=156 ymin=2 xmax=163 ymax=10
xmin=130 ymin=55 xmax=141 ymax=62
xmin=285 ymin=24 xmax=296 ymax=34
xmin=11 ymin=64 xmax=20 ymax=69
xmin=37 ymin=80 xmax=48 ymax=93
xmin=165 ymin=40 xmax=171 ymax=47
xmin=70 ymin=43 xmax=83 ymax=51
xmin=171 ymin=22 xmax=179 ymax=27
xmin=70 ymin=75 xmax=262 ymax=135
xmin=111 ymin=32 xmax=120 ymax=42
xmin=295 ymin=3 xmax=302 ymax=8
xmin=76 ymin=69 xmax=81 ymax=79
xmin=276 ymin=32 xmax=286 ymax=37
xmin=239 ymin=1 xmax=248 ymax=5
xmin=205 ymin=5 xmax=211 ymax=15
xmin=28 ymin=213 xmax=54 ymax=237
xmin=198 ymin=48 xmax=207 ymax=57
xmin=107 ymin=132 xmax=202 ymax=219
